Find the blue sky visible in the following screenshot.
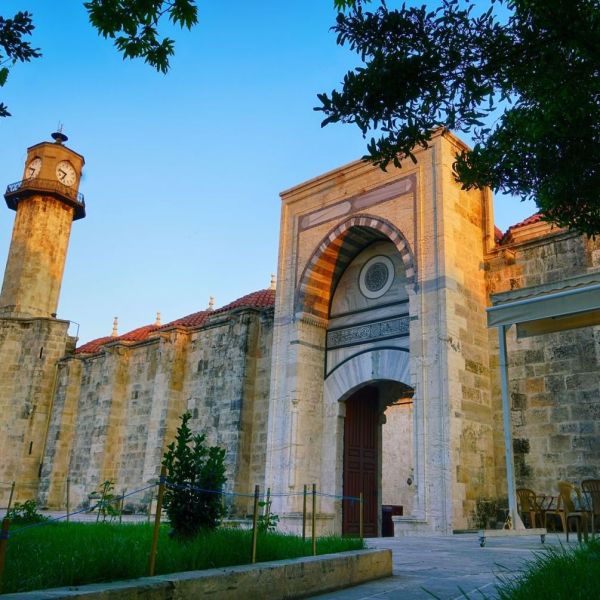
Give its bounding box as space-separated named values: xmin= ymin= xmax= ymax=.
xmin=0 ymin=1 xmax=535 ymax=343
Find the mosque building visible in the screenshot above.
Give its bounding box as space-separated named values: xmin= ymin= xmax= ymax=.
xmin=1 ymin=130 xmax=598 ymax=535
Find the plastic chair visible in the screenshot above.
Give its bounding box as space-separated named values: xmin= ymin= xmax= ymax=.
xmin=516 ymin=488 xmax=542 ymax=528
xmin=581 ymin=479 xmax=600 ymax=537
xmin=544 ymin=481 xmax=589 ymax=542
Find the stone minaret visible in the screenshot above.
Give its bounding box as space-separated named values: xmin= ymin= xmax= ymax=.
xmin=0 ymin=132 xmax=85 ymax=505
xmin=0 ymin=131 xmax=85 ymax=318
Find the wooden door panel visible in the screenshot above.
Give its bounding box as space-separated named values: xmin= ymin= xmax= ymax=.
xmin=343 ymin=386 xmax=379 ymax=536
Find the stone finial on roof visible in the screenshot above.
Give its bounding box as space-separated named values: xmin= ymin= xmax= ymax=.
xmin=208 ymin=296 xmax=215 ymax=311
xmin=270 ymin=273 xmax=276 ymax=290
xmin=155 ymin=311 xmax=161 ymax=326
xmin=111 ymin=317 xmax=118 ymax=337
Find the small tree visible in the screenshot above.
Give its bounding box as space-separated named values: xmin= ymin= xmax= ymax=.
xmin=92 ymin=480 xmax=120 ymax=522
xmin=162 ymin=412 xmax=227 ymax=538
xmin=6 ymin=499 xmax=47 ymax=525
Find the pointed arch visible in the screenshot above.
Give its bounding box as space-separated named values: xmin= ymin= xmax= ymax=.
xmin=295 ymin=214 xmax=415 ymax=320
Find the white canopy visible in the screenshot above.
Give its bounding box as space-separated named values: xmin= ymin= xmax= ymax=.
xmin=488 ymin=273 xmax=600 ymax=337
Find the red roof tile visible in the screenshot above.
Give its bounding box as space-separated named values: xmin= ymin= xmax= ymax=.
xmin=506 ymin=213 xmax=543 ymax=231
xmin=213 ymin=289 xmax=276 ymax=314
xmin=498 ymin=213 xmax=545 ymax=244
xmin=75 ymin=325 xmax=160 ymax=354
xmin=119 ymin=324 xmax=161 ymax=341
xmin=161 ymin=310 xmax=209 ymax=329
xmin=494 ymin=226 xmax=504 ymax=243
xmin=75 ymin=336 xmax=114 ymax=354
xmin=75 ymin=288 xmax=276 ymax=354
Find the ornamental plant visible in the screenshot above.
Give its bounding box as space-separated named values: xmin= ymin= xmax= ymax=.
xmin=6 ymin=499 xmax=48 ymax=525
xmin=92 ymin=480 xmax=121 ymax=522
xmin=162 ymin=412 xmax=227 ymax=538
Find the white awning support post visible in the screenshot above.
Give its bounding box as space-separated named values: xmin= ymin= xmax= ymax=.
xmin=498 ymin=324 xmax=525 ymax=530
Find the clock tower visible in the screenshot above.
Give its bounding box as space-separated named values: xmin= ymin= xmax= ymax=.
xmin=0 ymin=132 xmax=85 ymax=505
xmin=0 ymin=131 xmax=85 ymax=318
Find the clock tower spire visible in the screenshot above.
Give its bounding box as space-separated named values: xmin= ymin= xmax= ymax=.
xmin=0 ymin=131 xmax=85 ymax=318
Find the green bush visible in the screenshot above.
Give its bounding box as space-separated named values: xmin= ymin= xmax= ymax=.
xmin=162 ymin=412 xmax=227 ymax=538
xmin=6 ymin=499 xmax=48 ymax=525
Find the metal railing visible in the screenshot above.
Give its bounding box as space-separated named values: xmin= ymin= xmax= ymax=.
xmin=5 ymin=178 xmax=85 ymax=206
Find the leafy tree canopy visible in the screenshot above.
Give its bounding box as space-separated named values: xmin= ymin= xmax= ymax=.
xmin=321 ymin=1 xmax=600 ymax=236
xmin=0 ymin=1 xmax=198 ymax=117
xmin=0 ymin=11 xmax=40 ymax=118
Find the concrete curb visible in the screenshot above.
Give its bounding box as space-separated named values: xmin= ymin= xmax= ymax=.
xmin=2 ymin=549 xmax=392 ymax=599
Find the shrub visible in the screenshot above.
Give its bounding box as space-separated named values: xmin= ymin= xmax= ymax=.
xmin=257 ymin=499 xmax=279 ymax=532
xmin=162 ymin=412 xmax=227 ymax=538
xmin=6 ymin=499 xmax=48 ymax=525
xmin=473 ymin=497 xmax=499 ymax=529
xmin=92 ymin=480 xmax=121 ymax=522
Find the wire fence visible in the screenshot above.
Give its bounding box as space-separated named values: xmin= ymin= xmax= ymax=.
xmin=0 ymin=472 xmax=365 ymax=593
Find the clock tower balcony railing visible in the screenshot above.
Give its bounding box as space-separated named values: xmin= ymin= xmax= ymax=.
xmin=4 ymin=177 xmax=86 ymax=220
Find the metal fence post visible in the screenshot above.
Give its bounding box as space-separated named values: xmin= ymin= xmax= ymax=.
xmin=265 ymin=487 xmax=271 ymax=531
xmin=119 ymin=488 xmax=126 ymax=524
xmin=312 ymin=483 xmax=317 ymax=556
xmin=66 ymin=478 xmax=70 ymax=523
xmin=148 ymin=466 xmax=166 ymax=577
xmin=6 ymin=482 xmax=15 ymax=513
xmin=251 ymin=485 xmax=260 ymax=563
xmin=302 ymin=484 xmax=307 ymax=541
xmin=359 ymin=493 xmax=364 ymax=540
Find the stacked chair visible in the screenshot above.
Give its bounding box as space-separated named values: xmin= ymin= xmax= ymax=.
xmin=544 ymin=481 xmax=590 ymax=542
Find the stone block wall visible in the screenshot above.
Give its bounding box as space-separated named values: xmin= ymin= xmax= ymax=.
xmin=0 ymin=317 xmax=71 ymax=505
xmin=184 ymin=309 xmax=273 ymax=515
xmin=39 ymin=307 xmax=273 ymax=512
xmin=382 ymin=402 xmax=414 ymax=513
xmin=41 ymin=330 xmax=193 ymax=509
xmin=486 ymin=230 xmax=600 ymax=498
xmin=0 ymin=197 xmax=74 ymax=319
xmin=437 ymin=139 xmax=496 ymax=530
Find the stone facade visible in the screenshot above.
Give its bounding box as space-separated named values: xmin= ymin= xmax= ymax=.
xmin=37 ymin=298 xmax=274 ymax=515
xmin=265 ymin=130 xmax=499 ymax=534
xmin=486 ymin=223 xmax=600 ymax=501
xmin=0 ymin=317 xmax=73 ymax=502
xmin=1 ymin=131 xmax=599 ymax=536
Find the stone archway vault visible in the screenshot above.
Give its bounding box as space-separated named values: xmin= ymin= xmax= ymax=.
xmin=295 ymin=215 xmax=416 ymax=322
xmin=324 ymin=348 xmax=410 ymax=406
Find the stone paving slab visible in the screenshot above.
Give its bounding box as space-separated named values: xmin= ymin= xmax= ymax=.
xmin=310 ymin=532 xmax=573 ymax=599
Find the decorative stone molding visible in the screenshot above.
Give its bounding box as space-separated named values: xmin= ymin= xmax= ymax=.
xmin=327 ymin=316 xmax=410 ymax=350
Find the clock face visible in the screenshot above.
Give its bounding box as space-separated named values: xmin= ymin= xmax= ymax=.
xmin=56 ymin=161 xmax=77 ymax=186
xmin=26 ymin=157 xmax=42 ymax=179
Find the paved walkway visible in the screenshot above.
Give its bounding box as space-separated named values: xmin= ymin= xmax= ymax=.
xmin=311 ymin=532 xmax=570 ymax=599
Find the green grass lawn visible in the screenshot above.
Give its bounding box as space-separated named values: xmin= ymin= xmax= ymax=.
xmin=1 ymin=522 xmax=365 ymax=594
xmin=496 ymin=538 xmax=600 ymax=599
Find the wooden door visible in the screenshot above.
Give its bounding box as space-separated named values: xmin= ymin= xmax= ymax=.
xmin=343 ymin=386 xmax=379 ymax=536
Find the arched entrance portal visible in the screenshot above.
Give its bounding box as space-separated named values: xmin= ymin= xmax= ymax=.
xmin=312 ymin=228 xmax=416 ymax=537
xmin=291 ymin=216 xmax=418 ymax=536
